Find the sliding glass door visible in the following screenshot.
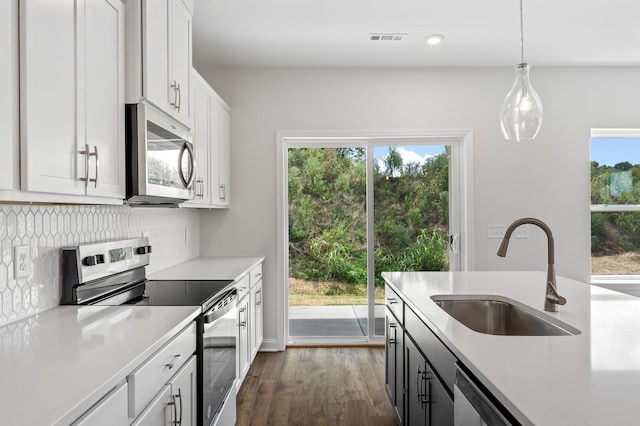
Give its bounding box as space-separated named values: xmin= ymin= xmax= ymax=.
xmin=286 ymin=139 xmax=461 ymax=344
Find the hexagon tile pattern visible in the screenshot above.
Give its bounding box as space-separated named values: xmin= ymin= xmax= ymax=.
xmin=0 ymin=205 xmax=200 ymax=327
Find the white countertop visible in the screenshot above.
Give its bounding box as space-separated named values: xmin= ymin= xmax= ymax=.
xmin=0 ymin=305 xmax=200 ymax=426
xmin=382 ymin=271 xmax=640 ymax=426
xmin=148 ymin=256 xmax=264 ymax=282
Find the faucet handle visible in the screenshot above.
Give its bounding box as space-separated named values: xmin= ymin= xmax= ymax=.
xmin=546 ymin=282 xmax=567 ymax=305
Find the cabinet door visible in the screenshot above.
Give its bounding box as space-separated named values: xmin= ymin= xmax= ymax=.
xmin=184 ymin=72 xmax=211 ymax=206
xmin=406 ymin=336 xmax=454 ymax=426
xmin=81 ymin=0 xmax=125 ymax=198
xmin=428 ymin=363 xmax=454 ymax=426
xmin=72 ymin=383 xmax=128 ymax=426
xmin=169 ymin=0 xmax=192 ymax=126
xmin=216 ymin=104 xmax=231 ymax=206
xmin=1 ymin=0 xmax=18 ymax=190
xmin=169 ymin=356 xmax=197 ymax=426
xmin=142 ymin=0 xmax=170 ymax=112
xmin=20 ymin=0 xmax=84 ymax=195
xmin=236 ymin=296 xmax=250 ymax=391
xmin=250 ymin=280 xmax=263 ymax=361
xmin=406 ymin=337 xmax=428 ymax=426
xmin=131 ymin=385 xmax=173 ymax=426
xmin=385 ymin=309 xmax=404 ymax=424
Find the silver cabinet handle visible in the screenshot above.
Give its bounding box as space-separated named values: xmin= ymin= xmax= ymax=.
xmin=165 ymin=354 xmax=180 ymax=370
xmin=79 ymin=144 xmax=97 ymax=188
xmin=168 ymin=396 xmax=177 ymax=424
xmin=256 ymin=289 xmax=262 ymax=306
xmin=176 ymin=82 xmax=181 ymax=112
xmin=200 ymin=178 xmax=205 ymax=199
xmin=172 ymin=388 xmax=183 ymax=425
xmin=91 ymin=146 xmax=98 ymax=188
xmin=170 ymin=80 xmax=179 ymax=109
xmin=80 ymin=143 xmax=90 ymax=187
xmin=239 ymin=306 xmax=247 ymax=328
xmin=219 ymin=184 xmax=226 ymax=201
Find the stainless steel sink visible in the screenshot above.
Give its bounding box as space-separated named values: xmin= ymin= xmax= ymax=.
xmin=431 ymin=295 xmax=580 ymax=336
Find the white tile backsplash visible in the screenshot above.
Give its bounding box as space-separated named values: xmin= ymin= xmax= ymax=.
xmin=0 ymin=205 xmax=199 ymax=327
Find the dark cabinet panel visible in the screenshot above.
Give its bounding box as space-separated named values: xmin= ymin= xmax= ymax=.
xmin=405 ymin=305 xmax=456 ymax=395
xmin=386 ymin=308 xmax=404 ymax=424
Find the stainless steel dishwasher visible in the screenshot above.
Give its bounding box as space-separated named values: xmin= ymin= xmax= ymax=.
xmin=454 ymin=364 xmax=516 ymax=426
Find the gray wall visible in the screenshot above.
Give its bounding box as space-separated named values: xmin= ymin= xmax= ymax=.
xmin=196 ymin=66 xmax=640 ymax=347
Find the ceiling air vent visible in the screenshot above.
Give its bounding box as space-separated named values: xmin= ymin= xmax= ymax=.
xmin=369 ymin=33 xmax=407 ymax=42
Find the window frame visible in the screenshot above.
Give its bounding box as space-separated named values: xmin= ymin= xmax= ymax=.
xmin=590 ymin=128 xmax=640 ymax=284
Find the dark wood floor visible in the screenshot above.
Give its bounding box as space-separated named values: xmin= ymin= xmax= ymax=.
xmin=236 ymin=347 xmax=397 ymax=426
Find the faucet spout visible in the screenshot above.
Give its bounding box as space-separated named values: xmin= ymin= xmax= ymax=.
xmin=496 ymin=217 xmax=565 ymax=312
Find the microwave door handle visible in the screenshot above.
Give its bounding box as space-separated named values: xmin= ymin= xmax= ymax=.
xmin=177 ymin=143 xmax=195 ymax=189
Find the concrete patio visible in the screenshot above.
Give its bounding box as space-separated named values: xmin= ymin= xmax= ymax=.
xmin=289 ymin=304 xmax=386 ymax=337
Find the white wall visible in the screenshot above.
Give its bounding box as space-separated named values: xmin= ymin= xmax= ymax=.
xmin=196 ymin=66 xmax=640 ymax=348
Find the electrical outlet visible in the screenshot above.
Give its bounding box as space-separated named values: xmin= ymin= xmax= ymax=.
xmin=515 ymin=225 xmax=530 ymax=239
xmin=14 ymin=246 xmax=30 ymax=279
xmin=488 ymin=225 xmax=506 ymax=239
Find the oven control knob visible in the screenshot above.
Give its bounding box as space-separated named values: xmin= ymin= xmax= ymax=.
xmin=83 ymin=254 xmax=105 ymax=266
xmin=136 ymin=245 xmax=152 ymax=255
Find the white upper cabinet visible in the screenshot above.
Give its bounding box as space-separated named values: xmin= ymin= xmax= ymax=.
xmin=186 ymin=72 xmax=212 ymax=207
xmin=183 ymin=70 xmax=231 ymax=209
xmin=127 ymin=0 xmax=193 ymax=128
xmin=214 ymin=102 xmax=231 ymax=207
xmin=0 ymin=0 xmax=18 ymax=192
xmin=20 ymin=0 xmax=125 ymax=200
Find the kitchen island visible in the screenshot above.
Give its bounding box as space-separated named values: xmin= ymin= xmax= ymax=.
xmin=382 ymin=270 xmax=640 ymax=426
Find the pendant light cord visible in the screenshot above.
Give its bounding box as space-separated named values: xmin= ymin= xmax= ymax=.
xmin=520 ymin=0 xmax=525 ymax=63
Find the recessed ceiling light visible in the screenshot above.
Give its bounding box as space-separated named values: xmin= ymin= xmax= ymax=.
xmin=425 ymin=34 xmax=445 ymax=45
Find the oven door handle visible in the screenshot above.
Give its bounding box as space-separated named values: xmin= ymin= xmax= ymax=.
xmin=203 ymin=290 xmax=237 ymax=324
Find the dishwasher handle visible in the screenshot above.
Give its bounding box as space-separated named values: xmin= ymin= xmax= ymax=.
xmin=454 ymin=365 xmax=513 ymax=426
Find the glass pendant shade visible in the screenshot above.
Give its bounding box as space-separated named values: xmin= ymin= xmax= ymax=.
xmin=499 ymin=63 xmax=543 ymax=142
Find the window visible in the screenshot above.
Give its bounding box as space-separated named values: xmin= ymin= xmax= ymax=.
xmin=591 ymin=129 xmax=640 ymax=281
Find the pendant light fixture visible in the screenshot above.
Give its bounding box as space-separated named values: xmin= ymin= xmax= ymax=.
xmin=499 ymin=0 xmax=543 ymax=142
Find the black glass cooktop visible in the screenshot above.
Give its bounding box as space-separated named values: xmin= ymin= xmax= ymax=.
xmin=140 ymin=280 xmax=234 ymax=310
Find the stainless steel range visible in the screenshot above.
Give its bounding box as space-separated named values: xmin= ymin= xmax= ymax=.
xmin=61 ymin=237 xmax=236 ymax=426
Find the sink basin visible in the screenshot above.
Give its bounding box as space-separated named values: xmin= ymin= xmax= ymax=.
xmin=431 ymin=295 xmax=580 ymax=336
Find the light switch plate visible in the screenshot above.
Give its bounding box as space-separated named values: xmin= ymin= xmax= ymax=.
xmin=14 ymin=246 xmax=30 ymax=279
xmin=488 ymin=225 xmax=506 ymax=239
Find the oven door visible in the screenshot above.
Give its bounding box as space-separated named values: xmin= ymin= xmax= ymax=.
xmin=202 ymin=292 xmax=237 ymax=426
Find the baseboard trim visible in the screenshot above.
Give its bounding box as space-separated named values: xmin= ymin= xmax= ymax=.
xmin=258 ymin=339 xmax=281 ymax=352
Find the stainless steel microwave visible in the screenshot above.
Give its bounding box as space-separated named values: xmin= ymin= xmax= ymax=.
xmin=125 ymin=103 xmax=195 ymax=206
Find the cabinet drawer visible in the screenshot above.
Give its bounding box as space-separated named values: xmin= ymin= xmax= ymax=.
xmin=405 ymin=306 xmax=456 ymax=394
xmin=385 ymin=285 xmax=404 ymax=323
xmin=249 ymin=263 xmax=263 ymax=287
xmin=236 ymin=272 xmax=250 ymax=300
xmin=127 ymin=322 xmax=197 ymax=419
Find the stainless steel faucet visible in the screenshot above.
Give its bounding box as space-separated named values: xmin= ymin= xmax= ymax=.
xmin=497 ymin=217 xmax=566 ymax=312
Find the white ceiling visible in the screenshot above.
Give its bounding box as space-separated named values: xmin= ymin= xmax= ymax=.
xmin=192 ymin=0 xmax=640 ymax=68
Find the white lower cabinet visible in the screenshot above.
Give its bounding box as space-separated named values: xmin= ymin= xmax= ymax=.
xmin=236 ymin=291 xmax=251 ymax=391
xmin=236 ymin=261 xmax=264 ymax=391
xmin=132 ymin=356 xmax=196 ymax=426
xmin=168 ymin=355 xmax=197 ymax=426
xmin=128 ymin=322 xmax=197 ymax=425
xmin=72 ymin=383 xmax=129 ymax=426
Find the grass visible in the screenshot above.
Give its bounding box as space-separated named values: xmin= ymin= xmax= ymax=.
xmin=289 ymin=278 xmax=385 ymax=306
